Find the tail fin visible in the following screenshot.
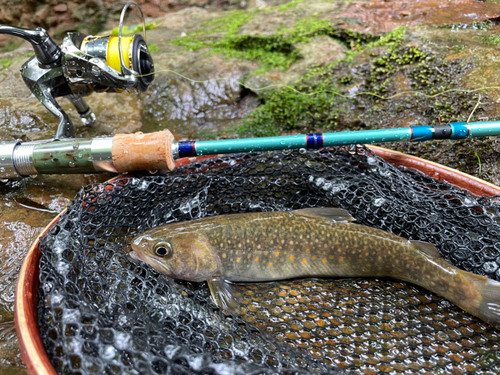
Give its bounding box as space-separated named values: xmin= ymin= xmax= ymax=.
xmin=461 ymin=272 xmax=500 ymax=327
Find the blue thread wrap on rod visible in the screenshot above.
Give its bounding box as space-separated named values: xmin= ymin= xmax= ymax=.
xmin=306 ymin=133 xmax=323 ymax=149
xmin=410 ymin=126 xmax=433 ymax=141
xmin=178 ymin=141 xmax=196 ymax=158
xmin=450 ymin=122 xmax=470 ymax=140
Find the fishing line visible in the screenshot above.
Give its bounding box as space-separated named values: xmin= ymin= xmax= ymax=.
xmin=65 ymin=44 xmax=500 ymax=102
xmin=467 ymin=94 xmax=482 ymax=124
xmin=135 ymin=67 xmax=500 ymax=101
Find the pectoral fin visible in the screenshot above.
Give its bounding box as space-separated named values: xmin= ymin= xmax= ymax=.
xmin=293 ymin=207 xmax=355 ymax=222
xmin=207 ymin=278 xmax=242 ymax=314
xmin=411 ymin=240 xmax=441 ymax=258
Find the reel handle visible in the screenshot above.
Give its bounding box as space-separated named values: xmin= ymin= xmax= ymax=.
xmin=0 ymin=25 xmax=61 ymax=65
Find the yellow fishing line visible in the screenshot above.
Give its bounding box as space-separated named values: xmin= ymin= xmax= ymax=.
xmin=136 ymin=68 xmax=500 ymax=101
xmin=64 ymin=49 xmax=500 ymax=102
xmin=107 ymin=36 xmax=133 ymax=72
xmin=467 ymin=94 xmax=482 ymax=124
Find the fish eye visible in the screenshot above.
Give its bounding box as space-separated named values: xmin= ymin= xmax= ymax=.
xmin=154 ymin=242 xmax=173 ymax=257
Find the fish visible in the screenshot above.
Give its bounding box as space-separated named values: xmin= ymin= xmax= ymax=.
xmin=131 ymin=207 xmax=500 ymax=325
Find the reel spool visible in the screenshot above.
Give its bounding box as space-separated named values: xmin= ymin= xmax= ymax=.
xmin=80 ymin=33 xmax=154 ymax=92
xmin=61 ymin=2 xmax=155 ymax=96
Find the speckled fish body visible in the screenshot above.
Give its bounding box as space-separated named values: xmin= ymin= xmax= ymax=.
xmin=131 ymin=208 xmax=500 ymax=325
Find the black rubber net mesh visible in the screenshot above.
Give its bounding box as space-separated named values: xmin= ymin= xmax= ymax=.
xmin=37 ymin=147 xmax=500 ymax=375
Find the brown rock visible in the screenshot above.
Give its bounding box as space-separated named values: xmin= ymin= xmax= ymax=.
xmin=187 ymin=0 xmax=209 ymax=7
xmin=34 ymin=4 xmax=50 ymax=25
xmin=53 ymin=3 xmax=68 ymax=12
xmin=291 ymin=36 xmax=347 ymax=72
xmin=338 ymin=0 xmax=500 ymax=34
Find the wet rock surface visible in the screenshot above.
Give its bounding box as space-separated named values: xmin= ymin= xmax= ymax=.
xmin=141 ymin=52 xmax=259 ymax=139
xmin=1 ymin=0 xmax=500 ymax=373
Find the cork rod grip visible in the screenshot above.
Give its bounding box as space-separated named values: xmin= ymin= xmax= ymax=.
xmin=111 ymin=130 xmax=176 ymax=172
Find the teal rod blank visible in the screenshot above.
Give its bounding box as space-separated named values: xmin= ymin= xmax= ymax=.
xmin=177 ymin=122 xmax=500 ymax=158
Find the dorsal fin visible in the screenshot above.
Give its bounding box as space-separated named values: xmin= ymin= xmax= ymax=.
xmin=411 ymin=240 xmax=441 ymax=258
xmin=293 ymin=207 xmax=355 ymax=223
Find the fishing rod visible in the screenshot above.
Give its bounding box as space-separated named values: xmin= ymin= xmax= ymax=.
xmin=1 ymin=3 xmax=500 ymax=179
xmin=2 ymin=121 xmax=500 ymax=179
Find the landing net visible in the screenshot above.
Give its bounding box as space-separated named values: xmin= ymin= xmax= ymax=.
xmin=38 ymin=147 xmax=500 ymax=374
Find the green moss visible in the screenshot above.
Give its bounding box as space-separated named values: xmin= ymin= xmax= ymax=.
xmin=481 ymin=34 xmax=500 ymax=46
xmin=362 ymin=25 xmax=407 ymax=52
xmin=0 ymin=53 xmax=32 ymax=71
xmin=111 ymin=21 xmax=158 ymax=36
xmin=277 ymin=1 xmax=301 ymax=11
xmin=278 ymin=16 xmax=377 ymax=46
xmin=0 ymin=40 xmax=23 ymax=53
xmin=171 ymin=10 xmax=376 ymax=71
xmin=298 ymin=26 xmax=407 ymax=82
xmin=235 ymin=82 xmax=346 ymax=136
xmin=148 ymin=44 xmax=160 ymax=52
xmin=212 ymin=34 xmax=302 ymax=70
xmin=0 ymin=58 xmax=13 ymax=70
xmin=233 ymin=26 xmax=409 ymax=136
xmin=196 ymin=10 xmax=255 ymax=36
xmin=366 ymin=44 xmax=427 ymax=97
xmin=237 ymin=25 xmax=476 ymax=136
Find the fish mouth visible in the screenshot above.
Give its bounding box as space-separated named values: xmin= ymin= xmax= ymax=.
xmin=130 ymin=249 xmax=175 ymax=277
xmin=129 ymin=251 xmax=141 ymax=261
xmin=129 ymin=248 xmax=147 ymax=263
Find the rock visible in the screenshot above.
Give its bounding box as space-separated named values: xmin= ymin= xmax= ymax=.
xmin=33 ymin=4 xmax=50 ymax=24
xmin=141 ymin=52 xmax=258 ymax=138
xmin=337 ymin=0 xmax=500 ymax=34
xmin=0 ymin=322 xmax=24 ymax=369
xmin=247 ymin=0 xmax=267 ymax=10
xmin=53 ymin=3 xmax=68 ymax=13
xmin=290 ymin=36 xmax=346 ymax=72
xmin=186 ymin=0 xmax=209 ymax=7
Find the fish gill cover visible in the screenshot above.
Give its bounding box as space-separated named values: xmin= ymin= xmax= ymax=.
xmin=38 ymin=147 xmax=500 ymax=374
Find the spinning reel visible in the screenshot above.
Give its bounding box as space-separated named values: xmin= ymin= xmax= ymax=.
xmin=0 ymin=2 xmax=154 ymax=140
